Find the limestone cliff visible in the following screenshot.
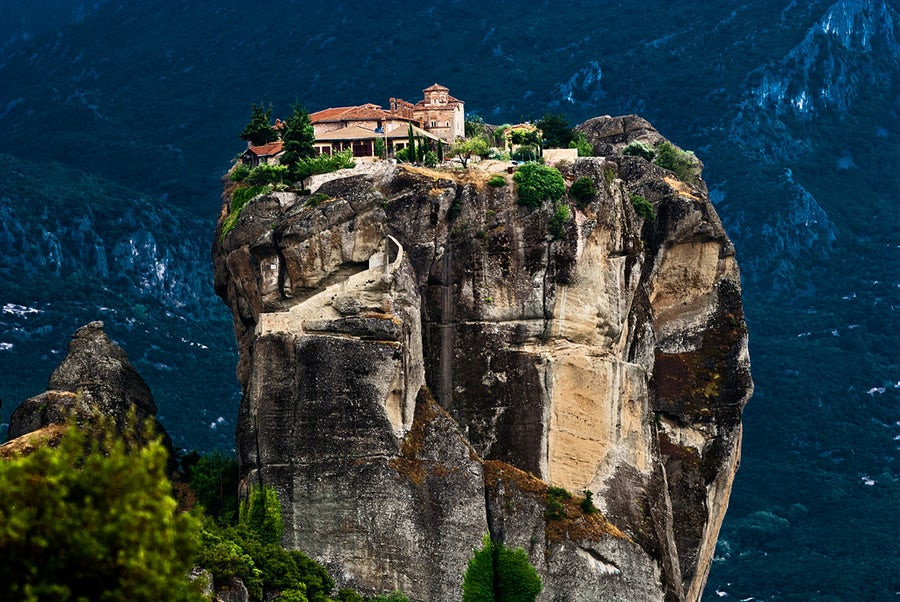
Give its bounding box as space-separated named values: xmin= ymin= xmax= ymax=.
xmin=213 ymin=115 xmax=752 ymax=601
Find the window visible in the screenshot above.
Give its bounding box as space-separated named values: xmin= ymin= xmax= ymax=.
xmin=430 ymin=120 xmax=436 ymax=127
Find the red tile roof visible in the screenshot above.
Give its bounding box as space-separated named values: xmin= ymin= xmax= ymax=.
xmin=246 ymin=141 xmax=284 ymax=156
xmin=424 ymin=83 xmax=449 ymax=91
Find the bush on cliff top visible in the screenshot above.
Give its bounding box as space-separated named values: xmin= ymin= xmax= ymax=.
xmin=513 ymin=163 xmax=565 ymax=208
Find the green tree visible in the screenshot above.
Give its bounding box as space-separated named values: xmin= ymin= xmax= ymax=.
xmin=437 ymin=139 xmax=444 ymax=162
xmin=186 ymin=450 xmax=239 ymax=524
xmin=452 ymin=137 xmax=490 ymax=168
xmin=513 ymin=163 xmax=565 ymax=208
xmin=0 ymin=421 xmax=204 ymax=602
xmin=281 ymin=104 xmax=316 ymax=177
xmin=374 ymin=137 xmax=386 ymax=159
xmin=407 ymin=124 xmax=416 ymax=161
xmin=568 ymin=132 xmax=593 ymax=157
xmin=462 ymin=535 xmax=542 ymax=602
xmin=241 ymin=103 xmax=278 ymax=147
xmin=536 ymin=113 xmax=573 ymax=148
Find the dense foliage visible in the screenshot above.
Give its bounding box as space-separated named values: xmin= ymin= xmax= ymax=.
xmin=462 ymin=535 xmax=542 ymax=602
xmin=535 ymin=113 xmax=573 ymax=148
xmin=0 ymin=421 xmax=204 ymax=602
xmin=513 ymin=163 xmax=565 ymax=208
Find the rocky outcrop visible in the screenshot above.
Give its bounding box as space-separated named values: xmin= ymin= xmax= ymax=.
xmin=8 ymin=321 xmax=168 ymax=445
xmin=213 ymin=115 xmax=752 ymax=601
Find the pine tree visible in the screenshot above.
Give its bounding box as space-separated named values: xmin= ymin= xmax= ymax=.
xmin=241 ymin=103 xmax=278 ymax=146
xmin=280 ymin=103 xmax=316 ymax=179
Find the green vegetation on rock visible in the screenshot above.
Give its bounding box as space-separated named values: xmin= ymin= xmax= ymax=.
xmin=653 ymin=141 xmax=700 ymax=182
xmin=630 ymin=193 xmax=656 ymax=222
xmin=569 ymin=176 xmax=597 ymax=208
xmin=462 ymin=534 xmax=542 ymax=602
xmin=488 ymin=175 xmax=507 ymax=187
xmin=513 ymin=163 xmax=565 ymax=208
xmin=222 ymin=185 xmax=272 ymax=238
xmin=548 ymin=202 xmax=571 ymax=239
xmin=622 ymin=140 xmax=656 ymax=162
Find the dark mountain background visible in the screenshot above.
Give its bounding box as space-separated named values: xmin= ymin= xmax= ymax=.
xmin=1 ymin=0 xmax=896 ymax=598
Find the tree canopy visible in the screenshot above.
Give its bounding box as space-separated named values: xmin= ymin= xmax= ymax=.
xmin=0 ymin=421 xmax=204 ymax=602
xmin=462 ymin=535 xmax=542 ymax=602
xmin=241 ymin=103 xmax=278 ymax=146
xmin=535 ymin=113 xmax=573 ymax=148
xmin=451 ymin=137 xmax=490 ymax=168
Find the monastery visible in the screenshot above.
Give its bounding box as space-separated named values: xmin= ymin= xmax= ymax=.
xmin=243 ymin=84 xmax=464 ymax=164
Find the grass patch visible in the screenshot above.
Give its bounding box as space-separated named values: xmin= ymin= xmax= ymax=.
xmin=221 ymin=184 xmax=272 ymax=238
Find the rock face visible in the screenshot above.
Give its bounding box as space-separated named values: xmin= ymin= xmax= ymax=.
xmin=8 ymin=321 xmax=165 ymax=443
xmin=213 ymin=115 xmax=752 ymax=601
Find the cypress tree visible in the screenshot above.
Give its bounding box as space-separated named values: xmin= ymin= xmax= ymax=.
xmin=241 ymin=103 xmax=278 ymax=146
xmin=437 ymin=139 xmax=444 ymax=162
xmin=407 ymin=124 xmax=416 ymax=161
xmin=280 ymin=103 xmax=316 ymax=179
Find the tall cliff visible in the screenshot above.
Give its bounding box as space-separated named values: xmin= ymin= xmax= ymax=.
xmin=213 ymin=115 xmax=752 ymax=602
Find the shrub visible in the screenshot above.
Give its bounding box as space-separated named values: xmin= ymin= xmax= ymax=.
xmin=230 ymin=164 xmax=251 ymax=181
xmin=513 ymin=163 xmax=565 ymax=208
xmin=424 ymin=150 xmax=438 ymax=167
xmin=630 ymin=193 xmax=656 ymax=222
xmin=196 ymin=485 xmax=338 ymax=602
xmin=292 ymin=149 xmax=355 ymax=182
xmin=245 ymin=164 xmax=289 ymax=186
xmin=336 ymin=588 xmax=364 ymax=602
xmin=487 ymin=174 xmax=507 ymax=187
xmin=622 ymin=140 xmax=656 ymax=161
xmin=462 ymin=535 xmax=542 ymax=602
xmin=394 ymin=147 xmax=411 ymax=162
xmin=653 ymin=141 xmax=700 ymax=181
xmin=548 ymin=202 xmax=571 ymax=239
xmin=580 ymin=490 xmax=598 ymax=514
xmin=569 ymin=176 xmax=597 ymax=208
xmin=0 ymin=420 xmax=205 ymax=601
xmin=546 ymin=486 xmax=572 ymax=520
xmin=240 ymin=485 xmax=283 ymax=546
